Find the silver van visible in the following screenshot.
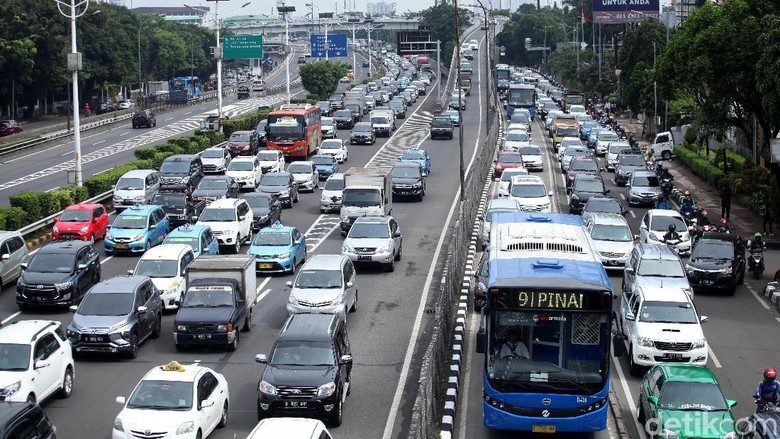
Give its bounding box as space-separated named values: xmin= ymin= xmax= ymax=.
xmin=113 ymin=169 xmax=161 ymax=211
xmin=0 ymin=231 xmax=28 ymax=288
xmin=285 ymin=254 xmax=358 ymax=323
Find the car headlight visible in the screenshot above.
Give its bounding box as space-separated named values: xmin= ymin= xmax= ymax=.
xmin=113 ymin=417 xmax=124 ymax=432
xmin=176 ymin=325 xmax=187 ymax=332
xmin=106 ymin=232 xmax=113 ymax=240
xmin=661 ymin=429 xmax=679 ymax=439
xmin=718 ymin=267 xmax=732 ymax=274
xmin=258 ymin=380 xmax=277 ymax=395
xmin=80 ymin=226 xmax=89 ymax=233
xmin=377 ymin=245 xmax=391 ymax=253
xmin=181 ymin=176 xmax=190 ymax=183
xmin=288 ymin=293 xmax=299 ymax=305
xmin=330 ymin=294 xmax=344 ymax=306
xmin=570 ymin=194 xmax=579 ymax=201
xmin=55 ymin=281 xmax=73 ymax=291
xmin=133 ymin=195 xmax=144 ymax=201
xmin=66 ymin=328 xmax=80 ymax=337
xmin=692 ymin=338 xmax=706 ymax=349
xmin=176 ymin=421 xmax=195 ymax=435
xmin=53 ymin=226 xmax=59 ymax=233
xmin=2 ymin=381 xmax=21 ymax=397
xmin=131 ymin=233 xmax=145 ymax=242
xmin=317 ymin=382 xmax=337 ymax=397
xmin=216 ymin=323 xmax=233 ymax=332
xmin=165 ymin=282 xmax=180 ymax=294
xmin=637 ymin=336 xmax=654 ymax=348
xmin=277 ymin=252 xmax=291 ymax=259
xmin=279 ymin=189 xmax=290 ymax=196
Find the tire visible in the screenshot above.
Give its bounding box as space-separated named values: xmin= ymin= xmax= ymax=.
xmin=127 ymin=333 xmax=139 ymax=359
xmin=195 ymin=431 xmax=202 ymax=439
xmin=662 ymin=150 xmax=671 ymax=160
xmin=228 ymin=330 xmax=238 ymax=351
xmin=218 ymin=402 xmax=228 ymax=428
xmin=386 ymin=258 xmax=395 ymax=272
xmin=302 ymin=248 xmax=307 ymax=263
xmin=233 ymin=235 xmax=241 ymax=254
xmin=637 ymin=399 xmax=646 ymax=423
xmin=58 ymin=367 xmax=74 ymax=398
xmin=628 ymin=346 xmax=642 ymax=376
xmin=294 ymin=192 xmax=299 ymax=203
xmin=26 ymin=393 xmax=35 ymax=404
xmin=328 ymin=390 xmax=344 ymax=427
xmin=151 ymin=314 xmax=162 ymax=339
xmin=350 ymin=291 xmax=358 ymax=312
xmin=71 ymin=288 xmax=81 ymax=307
xmin=244 ymin=308 xmax=252 ymax=332
xmin=394 ymin=243 xmax=402 ymax=261
xmin=144 ymin=239 xmax=151 ymax=252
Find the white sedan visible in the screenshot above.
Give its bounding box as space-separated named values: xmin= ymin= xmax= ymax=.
xmin=113 ymin=361 xmax=229 ymax=439
xmin=319 ymin=139 xmax=349 ymax=163
xmin=227 ymin=156 xmax=263 ymax=189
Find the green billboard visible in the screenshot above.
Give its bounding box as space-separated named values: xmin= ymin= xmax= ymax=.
xmin=223 ymin=35 xmax=263 ymax=60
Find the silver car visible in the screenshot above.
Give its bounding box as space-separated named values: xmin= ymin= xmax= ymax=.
xmin=605 ymin=141 xmax=632 ymax=171
xmin=480 ymin=198 xmax=521 ymax=249
xmin=342 ymin=216 xmax=402 ymax=272
xmin=285 ymin=254 xmax=358 ymax=322
xmin=287 ymin=161 xmax=319 ymax=191
xmin=561 ymin=145 xmax=590 ymax=173
xmin=623 ymin=243 xmax=693 ymax=298
xmin=627 ymin=170 xmax=663 ymax=207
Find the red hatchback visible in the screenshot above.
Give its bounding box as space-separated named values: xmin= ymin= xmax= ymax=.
xmin=52 ymin=203 xmax=110 ymax=242
xmin=0 ymin=120 xmax=23 ymax=137
xmin=493 ymin=151 xmax=525 ymax=178
xmin=566 ymin=156 xmax=602 ymax=190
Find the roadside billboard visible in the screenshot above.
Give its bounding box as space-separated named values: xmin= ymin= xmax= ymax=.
xmin=592 ymin=0 xmax=660 ymax=24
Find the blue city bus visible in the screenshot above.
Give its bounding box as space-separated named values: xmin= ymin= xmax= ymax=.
xmin=169 ymin=76 xmax=202 ymax=103
xmin=478 ymin=213 xmax=613 ymax=433
xmin=495 ymin=64 xmax=511 ymax=94
xmin=506 ymin=82 xmax=537 ymax=120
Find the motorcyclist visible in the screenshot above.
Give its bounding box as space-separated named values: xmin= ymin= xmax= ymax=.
xmin=698 ymin=210 xmax=712 ymax=228
xmin=717 ymin=217 xmax=730 ymax=233
xmin=655 ymin=193 xmax=670 ymax=210
xmin=755 ymin=367 xmax=780 ymax=410
xmin=748 ymin=232 xmax=767 ymax=272
xmin=654 ymin=161 xmax=664 ymax=177
xmin=680 ymin=192 xmax=695 ymax=218
xmin=659 ymin=167 xmax=673 ymax=181
xmin=663 ymin=223 xmax=681 ymax=242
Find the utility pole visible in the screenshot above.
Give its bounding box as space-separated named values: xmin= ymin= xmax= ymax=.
xmin=319 ymin=12 xmax=333 ymax=61
xmin=653 ymin=41 xmax=658 ymax=135
xmin=279 ymin=4 xmax=296 ymax=104
xmin=454 ymin=0 xmax=465 ymax=202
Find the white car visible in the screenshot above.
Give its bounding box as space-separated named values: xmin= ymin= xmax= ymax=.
xmin=130 ymin=244 xmax=194 ymax=309
xmin=507 ymin=175 xmax=552 ymax=213
xmin=561 ymin=145 xmax=591 ymax=172
xmin=196 ymin=198 xmax=253 ymax=254
xmin=117 ymin=100 xmax=134 ymax=110
xmin=227 ymin=156 xmax=262 ymax=189
xmin=495 ymin=167 xmax=530 ymax=197
xmin=568 ymin=104 xmax=586 ymax=114
xmin=638 ymin=209 xmax=692 ymax=255
xmin=557 ymin=137 xmax=583 ymax=162
xmin=247 ymin=418 xmax=333 ymax=439
xmin=545 ymin=110 xmax=561 ymax=133
xmin=319 ymin=139 xmax=349 ymax=163
xmin=585 ymin=213 xmax=634 ymax=270
xmin=618 ymin=286 xmax=708 ymax=375
xmin=469 ymin=39 xmax=479 ymax=50
xmin=256 ymin=149 xmax=286 ymax=174
xmin=516 ymin=144 xmax=544 ymax=171
xmin=605 ymin=141 xmax=632 ymax=171
xmin=113 ymin=361 xmax=229 ymax=439
xmin=503 ymin=130 xmax=531 ymax=151
xmin=0 ymin=320 xmax=75 ymax=403
xmin=596 ymin=130 xmax=621 ymax=156
xmin=321 ymin=117 xmax=337 ymax=139
xmin=287 ymin=161 xmax=319 ymax=191
xmin=320 ymin=173 xmax=345 ymax=214
xmin=480 ymin=197 xmax=521 ymax=248
xmin=507 ymin=122 xmax=531 ymax=134
xmin=200 ymin=147 xmax=231 ymax=174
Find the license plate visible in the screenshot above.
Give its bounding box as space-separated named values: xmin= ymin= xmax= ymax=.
xmin=702 ymin=280 xmax=714 ymax=285
xmin=88 ymin=336 xmax=101 ymax=342
xmin=197 ymin=334 xmax=209 ymax=340
xmin=532 ymin=425 xmax=556 ymax=433
xmin=285 ymin=401 xmax=307 ymax=408
xmin=116 ymin=244 xmax=128 ymax=249
xmin=663 ymin=353 xmax=683 ymax=359
xmin=357 ymin=255 xmax=372 ymax=261
xmin=258 ymin=263 xmax=273 ymax=269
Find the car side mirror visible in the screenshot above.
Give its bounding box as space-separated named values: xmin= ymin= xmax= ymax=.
xmin=624 ymin=312 xmax=635 ymax=321
xmin=0 ymin=254 xmax=9 ymax=261
xmin=700 ymin=316 xmax=708 ymax=323
xmin=34 ymin=360 xmax=50 ymax=369
xmin=200 ymin=399 xmax=215 ymax=409
xmin=116 ymin=396 xmax=127 ymax=405
xmin=255 ymin=354 xmax=268 ymax=364
xmin=191 ymin=215 xmax=199 ymax=223
xmin=625 ymin=266 xmax=635 ymax=274
xmin=127 ymin=269 xmax=134 ymax=275
xmin=69 ymin=305 xmax=78 ymax=313
xmin=727 ymin=399 xmax=737 ymax=408
xmin=78 ymin=263 xmax=88 ymax=271
xmin=548 ymin=191 xmax=554 ymax=197
xmin=149 ymin=225 xmax=155 ymax=230
xmin=20 ymin=262 xmax=27 ymax=270
xmin=605 ymin=189 xmax=611 ymax=194
xmin=346 ymin=281 xmax=354 ymax=288
xmin=136 ymin=306 xmax=148 ymax=314
xmin=340 ymin=354 xmax=353 ymax=365
xmin=285 ymin=281 xmax=293 ymax=288
xmin=392 ymin=231 xmax=402 ymax=238
xmin=647 ymin=396 xmax=659 ymax=406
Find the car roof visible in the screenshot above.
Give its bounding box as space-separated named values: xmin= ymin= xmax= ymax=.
xmin=300 ymin=253 xmax=347 ymax=270
xmin=118 ymin=204 xmax=159 ymax=215
xmin=636 ymin=243 xmax=681 ymax=260
xmin=264 ymin=171 xmax=292 ymax=178
xmin=352 ymin=215 xmax=393 ymax=226
xmin=0 ymin=320 xmax=61 ymax=344
xmin=141 ymin=361 xmax=210 ymax=383
xmin=311 ymin=154 xmax=335 ymax=160
xmin=64 ymin=203 xmax=102 ymax=211
xmin=121 ymin=169 xmax=157 ymax=178
xmin=230 ymin=130 xmax=253 ymax=134
xmin=574 ymin=174 xmax=602 ymax=182
xmin=631 ymin=170 xmax=656 ymax=177
xmin=394 ymin=161 xmax=422 ymax=169
xmin=37 ymin=240 xmax=91 ymax=254
xmin=326 ymin=173 xmax=345 ymax=180
xmin=201 ymin=175 xmax=231 ymax=181
xmin=0 ymin=230 xmax=22 ymax=241
xmin=497 ymin=151 xmax=521 ymax=157
xmin=231 ymin=156 xmax=256 ymax=162
xmin=510 ymin=175 xmax=544 ymax=185
xmin=570 ymin=156 xmax=597 ymax=163
xmin=587 ymin=212 xmax=629 ymax=226
xmin=258 ymin=222 xmax=295 ymax=234
xmin=698 ymin=232 xmax=740 ymax=243
xmin=656 ymin=365 xmax=718 ymax=384
xmin=168 ymin=224 xmax=210 ymax=237
xmin=248 ymin=417 xmax=327 ymax=437
xmin=205 ymin=197 xmax=244 ymax=209
xmin=163 ymin=154 xmax=198 ymax=162
xmin=139 ymin=243 xmax=192 ymax=260
xmin=289 ymin=161 xmax=314 ymax=166
xmin=637 ymin=284 xmax=691 ymax=303
xmin=488 ymin=198 xmax=520 ymax=210
xmin=648 ymin=208 xmax=683 ymax=218
xmin=278 ymin=312 xmax=340 ymax=342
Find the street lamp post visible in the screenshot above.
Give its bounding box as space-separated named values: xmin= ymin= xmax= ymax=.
xmin=137 ymin=19 xmax=144 ymax=106
xmin=364 ymin=19 xmax=383 ymax=78
xmin=319 ymin=12 xmax=333 ymax=61
xmin=278 ymin=4 xmax=296 ymax=104
xmin=453 ymin=0 xmax=464 ymax=202
xmin=348 ymin=18 xmax=360 ymax=77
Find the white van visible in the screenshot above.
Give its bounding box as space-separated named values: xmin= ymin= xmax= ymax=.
xmin=113 ymin=169 xmax=161 ymax=212
xmin=130 ymin=244 xmax=195 ymax=309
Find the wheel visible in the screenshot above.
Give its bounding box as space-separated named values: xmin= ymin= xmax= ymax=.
xmin=228 ymin=330 xmax=238 ymax=351
xmin=218 ymin=402 xmax=228 ymax=428
xmin=26 ymin=393 xmax=35 ymax=403
xmin=754 ymin=269 xmax=761 ymax=280
xmin=628 ymin=346 xmax=642 ymax=376
xmin=394 ymin=243 xmax=402 ymax=261
xmin=127 ymin=333 xmax=139 ymax=359
xmin=738 ymin=268 xmax=745 ymax=285
xmin=88 ymin=233 xmax=94 ymax=244
xmin=233 ymin=235 xmax=241 ymax=254
xmin=151 ymin=314 xmax=162 ymax=339
xmin=244 ymin=308 xmax=252 ymax=331
xmin=195 ymin=431 xmax=202 ymax=439
xmin=294 ymin=192 xmax=299 ymax=203
xmin=637 ymin=398 xmax=646 ymax=423
xmin=94 ymin=266 xmax=101 ymax=283
xmin=70 ymin=288 xmax=81 ymax=307
xmin=302 ymin=248 xmax=307 ymax=263
xmin=661 ymin=150 xmax=671 ymax=160
xmin=386 ymin=258 xmax=395 ymax=272
xmin=328 ymin=390 xmax=344 ymax=427
xmin=350 ymin=291 xmax=358 ymax=312
xmin=58 ymin=367 xmax=74 ymax=398
xmin=144 ymin=239 xmax=151 ymax=252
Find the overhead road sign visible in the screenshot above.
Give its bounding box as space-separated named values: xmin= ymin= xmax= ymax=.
xmin=310 ymin=34 xmax=348 ymax=58
xmin=223 ymin=35 xmax=263 ymax=60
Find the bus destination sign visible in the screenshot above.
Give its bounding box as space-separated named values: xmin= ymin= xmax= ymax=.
xmin=492 ymin=289 xmax=610 ymax=311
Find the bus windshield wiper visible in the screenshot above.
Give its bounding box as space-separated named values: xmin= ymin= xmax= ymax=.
xmin=546 ymin=374 xmax=596 ymax=394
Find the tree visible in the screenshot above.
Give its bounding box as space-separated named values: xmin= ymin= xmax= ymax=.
xmin=617 ymin=19 xmax=665 ymax=115
xmin=299 ymin=61 xmax=349 ymax=100
xmin=418 ymin=3 xmax=472 ymax=48
xmin=496 ymin=8 xmax=564 ymax=67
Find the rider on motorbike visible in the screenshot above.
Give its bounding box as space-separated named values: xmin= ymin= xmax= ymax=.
xmin=663 ymin=223 xmax=681 ymax=242
xmin=717 ymin=218 xmax=730 ymax=233
xmin=756 ymin=367 xmax=780 ymax=410
xmin=680 ymin=191 xmax=695 ymax=218
xmin=748 ymin=232 xmax=767 ymax=272
xmin=655 ymin=161 xmax=664 ymax=177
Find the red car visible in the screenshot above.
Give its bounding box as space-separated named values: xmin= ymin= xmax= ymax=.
xmin=0 ymin=120 xmax=23 ymax=137
xmin=566 ymin=156 xmax=602 ymax=189
xmin=52 ymin=203 xmax=110 ymax=242
xmin=493 ymin=151 xmax=525 ymax=178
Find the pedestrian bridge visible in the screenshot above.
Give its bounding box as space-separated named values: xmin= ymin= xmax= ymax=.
xmin=228 ymin=17 xmax=422 ymax=39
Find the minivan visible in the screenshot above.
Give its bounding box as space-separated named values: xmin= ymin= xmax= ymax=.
xmin=0 ymin=231 xmax=28 ymax=288
xmin=285 ymin=254 xmax=358 ymax=322
xmin=159 ymin=154 xmax=204 ymax=192
xmin=113 ymin=169 xmax=161 ymax=211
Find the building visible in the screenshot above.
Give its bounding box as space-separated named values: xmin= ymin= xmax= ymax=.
xmin=133 ymin=7 xmax=209 ymax=26
xmin=222 ymin=14 xmax=279 ymax=29
xmin=94 ymin=0 xmax=124 ymax=5
xmin=672 ymin=0 xmax=725 ymax=25
xmin=366 ymin=1 xmax=396 ymax=17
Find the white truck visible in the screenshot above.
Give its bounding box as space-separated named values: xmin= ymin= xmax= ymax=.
xmin=369 ymin=109 xmax=396 ymax=137
xmin=649 ymin=131 xmax=680 ymax=161
xmin=340 ymin=167 xmax=393 ymax=232
xmin=173 ymin=255 xmax=258 ymax=351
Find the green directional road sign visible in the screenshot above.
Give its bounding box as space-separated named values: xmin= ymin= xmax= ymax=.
xmin=223 ymin=35 xmax=263 ymax=60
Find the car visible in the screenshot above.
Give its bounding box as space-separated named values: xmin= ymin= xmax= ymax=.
xmin=321 ymin=116 xmax=337 ymax=138
xmin=350 ymin=122 xmax=376 ymax=145
xmin=430 ymin=116 xmax=454 ymax=140
xmin=585 ymin=213 xmax=634 ymax=269
xmin=255 ymin=149 xmax=286 ymax=174
xmin=494 ymin=167 xmax=529 ymax=197
xmin=493 ymin=151 xmax=523 ymax=178
xmin=0 ymin=401 xmax=58 ymax=437
xmin=200 ymin=147 xmax=232 ymax=174
xmin=131 ymin=109 xmax=156 ymax=128
xmin=227 ymin=130 xmax=259 ymax=156
xmin=226 ymin=156 xmax=263 ymax=189
xmin=104 ymin=204 xmax=169 ymax=255
xmin=159 ymin=155 xmax=204 ymax=192
xmin=586 ymin=127 xmax=605 ymax=149
xmin=0 ymin=119 xmax=23 ymax=137
xmin=316 ymin=101 xmax=332 ymax=117
xmin=339 ymin=76 xmax=350 ymax=83
xmin=556 ymin=136 xmax=583 ymax=161
xmin=623 ymin=243 xmax=693 ymax=298
xmin=568 ymin=104 xmax=586 ymax=114
xmin=113 ymin=361 xmax=229 ymax=438
xmin=469 ymin=39 xmax=479 ymax=50
xmin=311 ymin=154 xmax=339 ymax=181
xmin=196 ymin=198 xmax=253 ymax=254
xmin=247 ymin=418 xmax=333 ymax=439
xmin=626 ymin=170 xmax=663 ymax=207
xmin=342 ymin=215 xmax=403 ymax=271
xmin=285 ymin=254 xmax=358 ymax=321
xmin=390 ymin=162 xmax=426 ymax=201
xmin=16 ymin=240 xmax=100 ymax=309
xmin=506 ymin=122 xmax=531 ymax=135
xmin=113 ymin=169 xmax=161 ymax=211
xmin=561 ymin=145 xmax=591 ymax=173
xmin=502 ymin=130 xmax=531 ymax=152
xmin=442 ymin=109 xmax=460 ymax=126
xmin=569 ymin=174 xmax=609 ymax=214
xmin=117 ymin=100 xmax=134 ymax=110
xmin=362 ymin=59 xmax=370 ymax=67
xmin=513 ymin=144 xmax=543 ymax=172
xmin=191 ymin=175 xmax=240 ymax=204
xmin=544 ymin=110 xmax=561 ymax=133
xmin=242 ymin=192 xmax=282 ymax=232
xmin=637 ymin=365 xmax=736 ymax=438
xmin=255 ymin=119 xmax=268 ymax=146
xmin=506 ymin=175 xmax=552 ymax=213
xmin=257 ymin=172 xmax=299 ymax=208
xmin=509 ymin=111 xmax=531 ymax=125
xmin=638 ymin=209 xmax=692 ymax=255
xmin=130 ymin=244 xmax=195 ymax=310
xmin=237 ymin=85 xmax=251 ymax=99
xmin=449 ymin=91 xmax=466 ymax=110
xmin=249 ymin=221 xmax=307 ymax=274
xmin=255 ymin=313 xmax=352 ymax=427
xmin=398 ymin=147 xmax=431 ymax=176
xmin=329 ymin=94 xmax=344 ymax=111
xmin=52 ymin=202 xmax=109 ymax=242
xmin=333 ymin=109 xmax=354 ymax=129
xmin=480 ymin=198 xmax=521 ymax=249
xmin=163 ymin=224 xmax=219 ymax=258
xmin=388 ymin=100 xmax=407 ymax=118
xmin=615 ymin=152 xmax=649 ymax=186
xmin=0 ymin=231 xmax=28 ymax=289
xmin=319 ymin=139 xmax=348 ymax=163
xmin=595 ymin=130 xmax=620 ymax=156
xmin=605 ymin=141 xmax=632 ymax=171
xmin=685 ymin=232 xmax=746 ymax=295
xmin=566 ymin=156 xmax=602 ymax=189
xmin=580 ymin=120 xmax=600 ymax=140
xmin=363 ymin=96 xmax=376 ymax=111
xmin=400 ymin=91 xmax=415 ymax=105
xmin=152 ymin=192 xmax=207 ymax=227
xmin=287 ymin=161 xmax=319 ymax=191
xmin=582 ymin=195 xmax=626 ymax=221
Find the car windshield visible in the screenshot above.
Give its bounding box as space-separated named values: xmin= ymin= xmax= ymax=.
xmin=557 ymin=126 xmax=578 ymax=137
xmin=160 ymin=161 xmax=190 ymax=174
xmin=571 ymin=160 xmax=599 ymax=172
xmin=199 ymin=208 xmax=235 ymax=222
xmin=253 ymin=231 xmax=291 ymax=246
xmin=510 ymin=184 xmax=547 ymax=198
xmin=609 ymin=143 xmax=629 ymax=154
xmin=113 ymin=214 xmax=148 ymax=229
xmin=116 ymin=177 xmax=144 ymax=191
xmin=244 ymin=196 xmax=270 ymax=209
xmin=127 ymin=380 xmax=193 ymax=411
xmin=141 ymin=254 xmax=185 ymax=277
xmin=261 ymin=175 xmax=289 ymax=186
xmin=287 ymin=164 xmax=311 ymax=174
xmin=321 ymin=118 xmax=334 ymax=127
xmin=256 ymin=151 xmax=279 ymax=161
xmin=511 ymin=113 xmax=530 ymax=124
xmin=181 ymin=287 xmax=234 ymax=307
xmin=402 ymin=150 xmax=426 ymax=160
xmin=320 ymin=141 xmax=342 ymax=151
xmin=637 ymin=258 xmax=685 ymax=277
xmin=498 ymin=154 xmax=522 ymax=164
xmin=501 ymin=170 xmax=528 ymax=181
xmin=60 ymin=209 xmax=91 ymax=222
xmin=639 ymin=300 xmax=698 ymax=324
xmin=270 ymin=341 xmax=336 ymax=367
xmin=324 ymin=178 xmax=344 ymax=190
xmin=349 ymin=223 xmax=390 ymax=238
xmin=431 ymin=119 xmax=450 ymax=127
xmin=312 ymin=156 xmax=334 ymax=165
xmin=650 ymin=215 xmax=687 ymax=232
xmin=164 ymin=236 xmax=198 ymax=251
xmin=566 ymin=147 xmax=589 ymax=157
xmin=574 ymin=179 xmax=604 ymax=193
xmin=517 ymin=146 xmax=541 ymax=155
xmin=229 ymin=133 xmax=251 ymax=142
xmin=153 ymin=194 xmax=186 ymax=208
xmin=692 ymin=240 xmax=734 ymax=259
xmin=392 ymin=166 xmax=420 ymax=178
xmin=599 ymin=133 xmax=619 ymax=142
xmin=658 ymin=382 xmax=728 ymax=411
xmin=586 ymin=199 xmax=621 ymax=214
xmin=197 ymin=179 xmax=228 ymax=190
xmin=632 ymin=175 xmax=659 ymax=186
xmin=335 ymin=110 xmax=351 ymax=118
xmin=354 ymin=123 xmax=371 ymax=132
xmin=201 ymin=149 xmax=225 ymax=159
xmin=506 ymin=132 xmax=530 ymax=142
xmin=620 ymin=155 xmax=647 ymax=167
xmin=229 ymin=161 xmax=255 ymax=172
xmin=591 ymin=224 xmax=632 ymax=242
xmin=294 ymin=269 xmax=342 ymax=288
xmin=0 ymin=344 xmax=30 ymax=371
xmin=78 ymin=293 xmax=134 ymax=316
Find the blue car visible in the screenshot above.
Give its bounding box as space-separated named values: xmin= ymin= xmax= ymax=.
xmin=104 ymin=204 xmax=169 ymax=255
xmin=311 ymin=154 xmax=339 ymax=180
xmin=587 ymin=127 xmax=605 ymax=149
xmin=397 ymin=147 xmax=431 ymax=176
xmin=580 ymin=120 xmax=600 ymax=141
xmin=442 ymin=109 xmax=460 ymax=126
xmin=163 ymin=224 xmax=219 ymax=258
xmin=248 ymin=221 xmax=307 ymax=274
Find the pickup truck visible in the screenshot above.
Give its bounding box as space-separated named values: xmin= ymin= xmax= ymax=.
xmin=173 ymin=255 xmax=257 ymax=351
xmin=649 ymin=131 xmax=678 ymax=161
xmin=151 ymin=192 xmax=206 ymax=227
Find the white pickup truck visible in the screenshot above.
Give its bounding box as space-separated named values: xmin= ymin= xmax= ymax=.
xmin=648 ymin=131 xmax=679 ymax=161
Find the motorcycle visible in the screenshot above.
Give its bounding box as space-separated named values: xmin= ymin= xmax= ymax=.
xmin=755 ymin=399 xmax=780 ymax=414
xmin=660 ymin=235 xmax=683 ymax=255
xmin=660 ymin=177 xmax=674 ymax=198
xmin=749 ymin=248 xmax=765 ymax=279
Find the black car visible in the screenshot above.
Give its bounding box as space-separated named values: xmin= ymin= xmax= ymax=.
xmin=0 ymin=401 xmax=57 ymax=439
xmin=745 ymin=412 xmax=780 ymax=439
xmin=16 ymin=241 xmax=100 ymax=309
xmin=255 ymin=119 xmax=268 ymax=147
xmin=389 ymin=100 xmax=406 ymax=119
xmin=582 ymin=194 xmax=626 ymax=217
xmin=237 ymin=85 xmax=251 ymax=99
xmin=391 ymin=162 xmax=426 ymax=201
xmin=685 ymin=232 xmax=746 ymax=295
xmin=614 ymin=152 xmax=648 ymax=186
xmin=255 ymin=313 xmax=353 ymax=427
xmin=362 ymin=59 xmax=370 ymax=67
xmin=430 ymin=116 xmax=454 ymax=140
xmin=131 ymin=109 xmax=156 ymax=128
xmin=316 ymin=101 xmax=332 ymax=116
xmin=242 ymin=192 xmax=282 ymax=231
xmin=334 ymin=109 xmax=354 ymax=129
xmin=569 ymin=174 xmax=609 ymax=214
xmin=350 ymin=122 xmax=376 ymax=145
xmin=191 ymin=175 xmax=240 ymax=204
xmin=159 ymin=154 xmax=204 ymax=192
xmin=257 ymin=172 xmax=299 ymax=208
xmin=151 ymin=192 xmax=206 ymax=226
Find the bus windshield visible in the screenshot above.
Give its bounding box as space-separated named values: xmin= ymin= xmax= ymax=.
xmin=496 ymin=69 xmax=511 ymax=81
xmin=508 ymin=88 xmax=535 ymax=107
xmin=268 ymin=115 xmax=305 ymax=141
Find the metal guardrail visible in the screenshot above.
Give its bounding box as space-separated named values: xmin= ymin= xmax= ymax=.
xmin=438 ymin=23 xmax=482 ymax=113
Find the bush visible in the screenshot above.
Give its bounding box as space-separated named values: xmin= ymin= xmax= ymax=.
xmin=223 ymin=109 xmax=271 ymax=138
xmin=47 ymin=186 xmax=90 ymax=212
xmin=0 ymin=207 xmax=29 ymax=230
xmin=134 ymin=146 xmax=157 ymax=160
xmin=195 ymin=130 xmax=226 ymax=145
xmin=83 ymin=164 xmax=136 ymax=197
xmin=673 ymin=145 xmax=727 ymax=189
xmin=9 ymin=191 xmax=51 ymax=221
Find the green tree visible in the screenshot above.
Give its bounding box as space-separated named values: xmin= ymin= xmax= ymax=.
xmin=497 ymin=8 xmax=564 ymax=67
xmin=617 ymin=19 xmax=665 ymax=115
xmin=299 ymin=61 xmax=349 ymax=100
xmin=418 ymin=2 xmax=473 ymax=49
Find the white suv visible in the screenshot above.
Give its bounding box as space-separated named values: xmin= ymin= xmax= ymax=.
xmin=227 ymin=156 xmax=263 ymax=189
xmin=0 ymin=320 xmax=75 ymax=403
xmin=256 ymin=149 xmax=286 ymax=174
xmin=287 ymin=161 xmax=319 ymax=191
xmin=507 ymin=175 xmax=552 ymax=213
xmin=131 ymin=244 xmax=195 ymax=310
xmin=196 ymin=198 xmax=253 ymax=254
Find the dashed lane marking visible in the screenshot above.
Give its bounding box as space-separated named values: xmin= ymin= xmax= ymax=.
xmin=747 ymin=284 xmax=771 ymax=310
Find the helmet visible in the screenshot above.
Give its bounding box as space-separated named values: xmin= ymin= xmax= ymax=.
xmin=765 ymin=367 xmax=777 ymax=381
xmin=685 ymin=190 xmax=691 ymax=196
xmin=657 ymin=161 xmax=664 ymax=167
xmin=701 ymin=210 xmax=708 ymax=216
xmin=668 ymin=223 xmax=676 ymax=232
xmin=720 ymin=218 xmax=728 ymax=225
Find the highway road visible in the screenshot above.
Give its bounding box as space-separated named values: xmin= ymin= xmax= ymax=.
xmin=0 ymin=29 xmax=492 ymax=439
xmin=453 ymin=106 xmax=780 ymax=438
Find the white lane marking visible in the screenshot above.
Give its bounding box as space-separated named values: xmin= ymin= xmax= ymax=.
xmin=629 ymin=210 xmax=636 ymax=218
xmin=255 ymin=288 xmax=271 ymax=304
xmin=101 ymin=255 xmax=114 ymax=265
xmin=93 ymin=139 xmax=105 ymax=146
xmin=1 ymin=311 xmax=20 ymax=325
xmin=382 ymin=32 xmax=485 ymax=439
xmin=45 ymin=186 xmax=61 ymax=193
xmin=612 ymin=352 xmax=645 ymax=436
xmin=255 ymin=276 xmax=271 ymax=297
xmin=708 ymin=346 xmax=723 ymax=368
xmin=747 ymin=284 xmax=771 ymax=309
xmin=94 ymin=168 xmax=111 ymax=175
xmin=775 ymin=317 xmax=780 ymax=324
xmin=619 ymin=193 xmax=626 ymax=200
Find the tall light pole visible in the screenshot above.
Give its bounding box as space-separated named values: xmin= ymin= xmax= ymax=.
xmin=278 ymin=4 xmax=296 ymax=104
xmin=454 ymin=0 xmax=464 ymax=202
xmin=348 ymin=18 xmax=360 ymax=75
xmin=319 ymin=12 xmax=333 ymax=61
xmin=364 ymin=20 xmax=384 ymax=78
xmin=137 ymin=18 xmax=144 ymax=105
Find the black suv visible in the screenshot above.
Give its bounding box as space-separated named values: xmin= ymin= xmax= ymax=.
xmin=255 ymin=119 xmax=268 ymax=147
xmin=255 ymin=313 xmax=353 ymax=427
xmin=151 ymin=192 xmax=206 ymax=226
xmin=16 ymin=241 xmax=100 ymax=309
xmin=350 ymin=122 xmax=376 ymax=145
xmin=685 ymin=232 xmax=746 ymax=295
xmin=159 ymin=154 xmax=204 ymax=192
xmin=614 ymin=152 xmax=648 ymax=186
xmin=569 ymin=174 xmax=609 ymax=214
xmin=0 ymin=401 xmax=57 ymax=439
xmin=391 ymin=162 xmax=426 ymax=201
xmin=131 ymin=109 xmax=156 ymax=128
xmin=430 ymin=116 xmax=454 ymax=140
xmin=257 ymin=172 xmax=299 ymax=208
xmin=241 ymin=192 xmax=283 ymax=231
xmin=334 ymin=110 xmax=354 ymax=129
xmin=191 ymin=175 xmax=240 ymax=204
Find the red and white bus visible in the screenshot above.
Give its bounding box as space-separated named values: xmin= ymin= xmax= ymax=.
xmin=415 ymin=55 xmax=430 ymax=70
xmin=266 ymin=104 xmax=322 ymax=159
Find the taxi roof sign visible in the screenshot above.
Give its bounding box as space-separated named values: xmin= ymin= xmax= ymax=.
xmin=271 ymin=220 xmax=283 ymax=228
xmin=162 ymin=361 xmax=186 ymax=372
